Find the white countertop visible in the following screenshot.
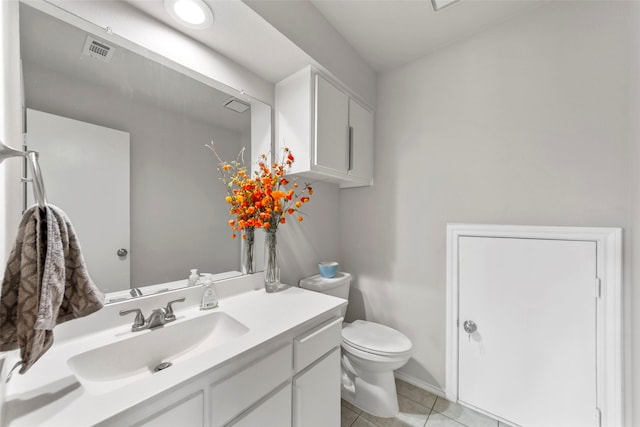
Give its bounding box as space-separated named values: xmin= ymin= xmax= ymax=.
xmin=2 ymin=283 xmax=346 ymax=426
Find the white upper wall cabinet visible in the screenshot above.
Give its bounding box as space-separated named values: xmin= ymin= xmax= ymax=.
xmin=276 ymin=66 xmax=374 ymax=188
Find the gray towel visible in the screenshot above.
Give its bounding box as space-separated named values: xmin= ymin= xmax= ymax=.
xmin=0 ymin=205 xmax=104 ymax=373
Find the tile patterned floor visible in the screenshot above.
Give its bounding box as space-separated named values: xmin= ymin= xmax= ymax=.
xmin=341 ymin=379 xmax=513 ymax=427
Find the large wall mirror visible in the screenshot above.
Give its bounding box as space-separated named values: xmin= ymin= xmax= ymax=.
xmin=19 ymin=1 xmax=269 ymax=302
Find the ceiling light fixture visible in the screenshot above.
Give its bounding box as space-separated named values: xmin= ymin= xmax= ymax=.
xmin=431 ymin=0 xmax=461 ymax=12
xmin=164 ymin=0 xmax=214 ymax=29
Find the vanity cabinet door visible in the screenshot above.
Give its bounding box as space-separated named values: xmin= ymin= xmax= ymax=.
xmin=134 ymin=391 xmax=204 ymax=427
xmin=228 ymin=384 xmax=292 ymax=427
xmin=210 ymin=344 xmax=292 ymax=426
xmin=292 ymin=348 xmax=341 ymax=427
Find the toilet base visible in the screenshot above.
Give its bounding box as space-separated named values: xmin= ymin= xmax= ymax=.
xmin=341 ymin=363 xmax=400 ymax=418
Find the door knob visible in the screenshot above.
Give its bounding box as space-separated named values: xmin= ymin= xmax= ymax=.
xmin=463 ymin=320 xmax=477 ymax=334
xmin=117 ymin=248 xmax=128 ymax=258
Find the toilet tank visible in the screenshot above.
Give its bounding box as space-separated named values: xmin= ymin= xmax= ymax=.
xmin=299 ymin=272 xmax=352 ymax=306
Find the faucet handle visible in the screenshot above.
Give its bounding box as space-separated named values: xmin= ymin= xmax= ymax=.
xmin=120 ymin=308 xmax=145 ymax=331
xmin=164 ymin=297 xmax=186 ymax=322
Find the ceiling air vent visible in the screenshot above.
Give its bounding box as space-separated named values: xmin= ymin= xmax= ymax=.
xmin=82 ymin=36 xmax=115 ymax=62
xmin=223 ymin=98 xmax=250 ymax=114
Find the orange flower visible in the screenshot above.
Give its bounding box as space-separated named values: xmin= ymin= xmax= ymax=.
xmin=209 ymin=143 xmax=313 ymax=236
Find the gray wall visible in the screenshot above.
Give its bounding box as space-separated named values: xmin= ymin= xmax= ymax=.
xmin=340 ymin=2 xmax=636 ymax=419
xmin=24 ymin=62 xmax=244 ymax=289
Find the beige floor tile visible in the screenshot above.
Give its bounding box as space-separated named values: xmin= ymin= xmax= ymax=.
xmin=360 ymin=394 xmax=430 ymax=427
xmin=342 ymin=406 xmax=360 ymax=427
xmin=352 ymin=417 xmax=380 ymax=427
xmin=432 ymin=398 xmax=498 ymax=427
xmin=425 ymin=412 xmax=466 ymax=427
xmin=343 ymin=398 xmax=364 ymax=415
xmin=395 ymin=379 xmax=438 ymax=409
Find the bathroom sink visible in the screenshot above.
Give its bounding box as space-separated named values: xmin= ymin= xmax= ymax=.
xmin=67 ymin=311 xmax=249 ymax=394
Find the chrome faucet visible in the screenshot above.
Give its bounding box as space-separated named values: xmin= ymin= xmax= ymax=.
xmin=119 ymin=297 xmax=186 ymax=332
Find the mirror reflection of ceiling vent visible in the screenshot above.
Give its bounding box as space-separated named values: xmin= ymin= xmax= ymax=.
xmin=223 ymin=98 xmax=250 ymax=113
xmin=82 ymin=36 xmax=115 ymax=62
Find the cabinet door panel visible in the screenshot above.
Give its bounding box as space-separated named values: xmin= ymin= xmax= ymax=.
xmin=136 ymin=391 xmax=204 ymax=427
xmin=211 ymin=344 xmax=292 ymax=426
xmin=314 ymin=74 xmax=349 ymax=174
xmin=348 ymin=99 xmax=374 ymax=183
xmin=229 ymin=384 xmax=292 ymax=427
xmin=293 ymin=348 xmax=340 ymax=427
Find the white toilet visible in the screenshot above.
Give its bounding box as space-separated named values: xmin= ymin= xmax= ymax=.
xmin=299 ymin=272 xmax=412 ymax=418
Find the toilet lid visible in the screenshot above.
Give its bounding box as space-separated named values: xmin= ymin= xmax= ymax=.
xmin=342 ymin=320 xmax=412 ymax=356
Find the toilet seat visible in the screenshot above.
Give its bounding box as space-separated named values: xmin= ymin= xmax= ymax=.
xmin=342 ymin=320 xmax=412 ymax=357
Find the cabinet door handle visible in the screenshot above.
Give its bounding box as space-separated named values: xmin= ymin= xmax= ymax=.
xmin=348 ymin=126 xmax=354 ymax=171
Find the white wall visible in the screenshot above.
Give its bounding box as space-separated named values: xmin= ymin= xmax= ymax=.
xmin=0 ymin=1 xmax=21 ymax=422
xmin=340 ymin=2 xmax=636 ymax=421
xmin=628 ymin=2 xmax=640 ymax=426
xmin=278 ymin=180 xmax=341 ymax=287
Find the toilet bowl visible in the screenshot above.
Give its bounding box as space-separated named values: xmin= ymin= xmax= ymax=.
xmin=299 ymin=272 xmax=412 ymax=418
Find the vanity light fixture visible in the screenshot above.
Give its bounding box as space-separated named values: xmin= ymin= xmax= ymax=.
xmin=164 ymin=0 xmax=214 ymax=29
xmin=431 ymin=0 xmax=461 ymax=12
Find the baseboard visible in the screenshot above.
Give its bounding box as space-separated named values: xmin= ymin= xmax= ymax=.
xmin=394 ymin=371 xmax=445 ymax=398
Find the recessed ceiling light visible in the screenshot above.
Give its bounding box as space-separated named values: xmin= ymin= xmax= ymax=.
xmin=164 ymin=0 xmax=214 ymax=29
xmin=432 ymin=0 xmax=461 ymax=12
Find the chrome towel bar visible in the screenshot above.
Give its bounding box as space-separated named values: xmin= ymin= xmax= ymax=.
xmin=0 ymin=141 xmax=47 ymax=208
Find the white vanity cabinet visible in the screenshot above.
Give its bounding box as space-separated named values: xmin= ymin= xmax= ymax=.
xmin=101 ymin=316 xmax=342 ymax=427
xmin=292 ymin=317 xmax=343 ymax=427
xmin=276 ymin=66 xmax=374 ymax=188
xmin=3 ymin=285 xmax=346 ymax=427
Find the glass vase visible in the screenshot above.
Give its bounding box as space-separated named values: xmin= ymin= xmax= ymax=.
xmin=264 ymin=228 xmax=285 ymax=292
xmin=241 ymin=227 xmax=255 ymax=275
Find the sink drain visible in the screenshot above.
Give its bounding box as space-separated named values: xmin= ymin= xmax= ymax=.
xmin=153 ymin=362 xmax=172 ymax=372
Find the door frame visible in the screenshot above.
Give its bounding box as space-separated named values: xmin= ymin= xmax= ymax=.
xmin=445 ymin=224 xmax=623 ymax=426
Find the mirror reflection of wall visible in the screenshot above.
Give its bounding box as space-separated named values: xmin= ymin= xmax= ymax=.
xmin=20 ymin=3 xmax=252 ymax=295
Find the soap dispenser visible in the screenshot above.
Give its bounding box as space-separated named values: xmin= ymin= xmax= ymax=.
xmin=188 ymin=269 xmax=199 ymax=286
xmin=200 ymin=274 xmax=219 ymax=310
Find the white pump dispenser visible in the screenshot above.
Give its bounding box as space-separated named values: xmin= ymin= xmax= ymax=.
xmin=199 ymin=274 xmax=219 ymax=310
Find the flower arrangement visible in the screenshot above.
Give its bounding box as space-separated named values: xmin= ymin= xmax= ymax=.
xmin=207 ymin=143 xmax=313 ymax=237
xmin=207 ymin=142 xmax=313 ymax=286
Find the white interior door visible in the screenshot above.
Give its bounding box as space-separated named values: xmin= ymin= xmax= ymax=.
xmin=26 ymin=108 xmax=130 ymax=292
xmin=458 ymin=236 xmax=597 ymax=427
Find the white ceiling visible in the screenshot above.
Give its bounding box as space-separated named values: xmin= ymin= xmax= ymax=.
xmin=121 ymin=0 xmax=545 ymax=81
xmin=308 ymin=0 xmax=545 ymax=72
xmin=123 ymin=0 xmax=315 ymax=83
